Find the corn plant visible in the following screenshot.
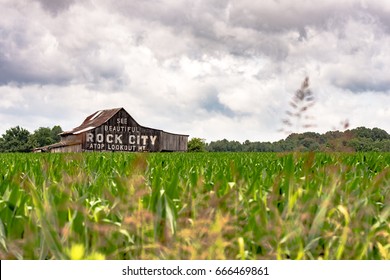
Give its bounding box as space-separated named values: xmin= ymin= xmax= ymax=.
xmin=0 ymin=152 xmax=389 ymax=259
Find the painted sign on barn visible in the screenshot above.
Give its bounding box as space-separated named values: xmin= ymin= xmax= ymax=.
xmin=35 ymin=108 xmax=188 ymax=153
xmin=84 ymin=115 xmax=160 ymax=152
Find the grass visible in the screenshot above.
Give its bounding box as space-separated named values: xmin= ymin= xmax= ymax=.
xmin=0 ymin=152 xmax=389 ymax=259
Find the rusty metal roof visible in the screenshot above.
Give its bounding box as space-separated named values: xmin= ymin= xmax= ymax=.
xmin=60 ymin=108 xmax=123 ymax=135
xmin=60 ymin=107 xmax=189 ymax=137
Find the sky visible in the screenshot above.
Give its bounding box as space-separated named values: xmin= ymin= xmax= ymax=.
xmin=1 ymin=0 xmax=390 ymax=143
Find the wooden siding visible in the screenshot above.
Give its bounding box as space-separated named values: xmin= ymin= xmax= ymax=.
xmin=160 ymin=132 xmax=188 ymax=151
xmin=51 ymin=144 xmax=82 ymax=153
xmin=39 ymin=108 xmax=188 ymax=153
xmin=82 ymin=109 xmax=162 ymax=152
xmin=60 ymin=134 xmax=82 ymax=143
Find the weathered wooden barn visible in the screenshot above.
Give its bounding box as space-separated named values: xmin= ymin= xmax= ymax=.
xmin=37 ymin=108 xmax=188 ymax=153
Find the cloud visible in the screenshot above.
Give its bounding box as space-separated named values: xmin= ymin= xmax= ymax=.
xmin=34 ymin=0 xmax=75 ymax=15
xmin=0 ymin=0 xmax=390 ymax=142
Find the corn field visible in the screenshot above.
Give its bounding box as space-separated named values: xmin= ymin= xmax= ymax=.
xmin=0 ymin=152 xmax=389 ymax=260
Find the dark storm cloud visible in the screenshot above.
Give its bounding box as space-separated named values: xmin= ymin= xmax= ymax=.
xmin=0 ymin=44 xmax=72 ymax=86
xmin=34 ymin=0 xmax=75 ymax=15
xmin=333 ymin=77 xmax=390 ymax=93
xmin=0 ymin=3 xmax=128 ymax=87
xmin=1 ymin=0 xmax=390 ymax=140
xmin=2 ymin=0 xmax=387 ymax=87
xmin=107 ymin=0 xmax=390 ymax=64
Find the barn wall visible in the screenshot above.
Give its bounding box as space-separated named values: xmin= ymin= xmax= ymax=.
xmin=160 ymin=132 xmax=188 ymax=151
xmin=50 ymin=108 xmax=188 ymax=153
xmin=60 ymin=134 xmax=81 ymax=142
xmin=51 ymin=144 xmax=82 ymax=153
xmin=82 ymin=109 xmax=162 ymax=152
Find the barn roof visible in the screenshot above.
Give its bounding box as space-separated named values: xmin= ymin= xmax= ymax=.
xmin=60 ymin=108 xmax=126 ymax=135
xmin=60 ymin=107 xmax=189 ymax=137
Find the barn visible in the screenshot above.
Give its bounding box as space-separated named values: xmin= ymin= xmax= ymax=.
xmin=37 ymin=108 xmax=188 ymax=153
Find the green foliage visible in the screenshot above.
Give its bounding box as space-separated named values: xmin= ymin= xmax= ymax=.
xmin=187 ymin=138 xmax=207 ymax=152
xmin=0 ymin=152 xmax=389 ymax=260
xmin=0 ymin=126 xmax=32 ymax=153
xmin=208 ymin=139 xmax=243 ymax=152
xmin=354 ymin=127 xmax=390 ymax=141
xmin=0 ymin=125 xmax=63 ymax=153
xmin=28 ymin=126 xmax=63 ymax=149
xmin=207 ymin=127 xmax=390 ymax=152
xmin=51 ymin=125 xmax=63 ymax=143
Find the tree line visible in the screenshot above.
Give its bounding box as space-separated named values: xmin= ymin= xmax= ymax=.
xmin=0 ymin=126 xmax=62 ymax=153
xmin=188 ymin=127 xmax=390 ymax=152
xmin=1 ymin=125 xmax=389 ymax=153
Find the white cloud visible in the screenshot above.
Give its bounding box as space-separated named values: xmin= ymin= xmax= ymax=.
xmin=0 ymin=0 xmax=389 ymax=142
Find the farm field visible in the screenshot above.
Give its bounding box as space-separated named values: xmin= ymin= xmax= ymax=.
xmin=0 ymin=152 xmax=389 ymax=260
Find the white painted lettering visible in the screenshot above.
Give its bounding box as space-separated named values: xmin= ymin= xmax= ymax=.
xmin=97 ymin=134 xmax=104 ymax=143
xmin=117 ymin=118 xmax=128 ymax=125
xmin=115 ymin=134 xmax=123 ymax=144
xmin=129 ymin=135 xmax=136 ymax=144
xmin=86 ymin=133 xmax=94 ymax=142
xmin=150 ymin=135 xmax=157 ymax=146
xmin=141 ymin=135 xmax=148 ymax=145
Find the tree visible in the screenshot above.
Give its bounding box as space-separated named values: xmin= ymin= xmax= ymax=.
xmin=299 ymin=137 xmax=320 ymax=151
xmin=0 ymin=126 xmax=32 ymax=152
xmin=207 ymin=139 xmax=242 ymax=152
xmin=368 ymin=127 xmax=389 ymax=141
xmin=51 ymin=125 xmax=63 ymax=142
xmin=188 ymin=138 xmax=206 ymax=152
xmin=29 ymin=126 xmax=63 ymax=148
xmin=208 ymin=139 xmax=229 ymax=152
